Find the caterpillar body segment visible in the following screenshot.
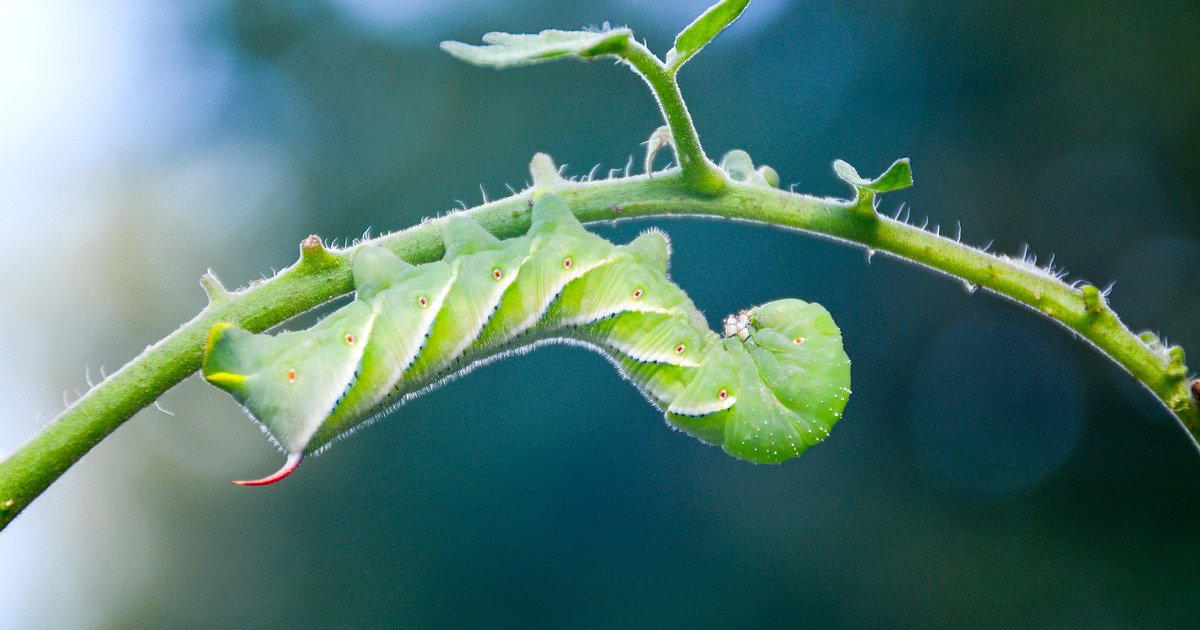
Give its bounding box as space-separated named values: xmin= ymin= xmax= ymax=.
xmin=202 ymin=194 xmax=851 ymax=484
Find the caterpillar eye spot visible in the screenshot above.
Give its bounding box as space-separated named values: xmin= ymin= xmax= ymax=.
xmin=674 ymin=343 xmax=686 ymax=354
xmin=418 ymin=296 xmax=429 ymax=308
xmin=562 ymin=257 xmax=573 ymax=270
xmin=632 ymin=288 xmax=643 ymax=300
xmin=793 ymin=336 xmax=806 ymax=345
xmin=344 ymin=334 xmax=356 ymax=345
xmin=287 ymin=369 xmax=297 ymax=384
xmin=491 ymin=268 xmax=503 ymax=280
xmin=717 ymin=388 xmax=729 ymax=400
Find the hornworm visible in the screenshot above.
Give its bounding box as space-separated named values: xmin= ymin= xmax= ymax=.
xmin=202 ymin=194 xmax=851 ymax=485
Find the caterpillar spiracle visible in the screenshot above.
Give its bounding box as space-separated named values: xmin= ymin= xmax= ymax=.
xmin=202 ymin=194 xmax=851 ymax=485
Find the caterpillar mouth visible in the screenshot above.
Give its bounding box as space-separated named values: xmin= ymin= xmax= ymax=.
xmin=232 ymin=452 xmax=303 ymax=487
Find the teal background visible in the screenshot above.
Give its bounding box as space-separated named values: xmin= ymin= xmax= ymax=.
xmin=2 ymin=1 xmax=1198 ymax=627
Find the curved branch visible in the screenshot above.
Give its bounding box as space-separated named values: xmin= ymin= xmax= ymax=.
xmin=1 ymin=167 xmax=1195 ymax=530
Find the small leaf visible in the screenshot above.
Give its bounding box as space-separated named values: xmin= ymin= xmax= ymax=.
xmin=833 ymin=158 xmax=913 ymax=193
xmin=719 ymin=149 xmax=776 ymax=188
xmin=720 ymin=149 xmax=756 ymax=182
xmin=441 ymin=28 xmax=632 ymax=69
xmin=644 ymin=125 xmax=674 ymax=174
xmin=756 ymin=165 xmax=779 ymax=188
xmin=666 ymin=0 xmax=751 ymax=70
xmin=833 ymin=158 xmax=912 ymax=216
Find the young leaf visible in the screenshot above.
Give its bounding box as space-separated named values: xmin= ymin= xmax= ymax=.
xmin=833 ymin=158 xmax=912 ymax=216
xmin=644 ymin=125 xmax=674 ymax=174
xmin=666 ymin=0 xmax=751 ymax=71
xmin=440 ymin=28 xmax=632 ymax=69
xmin=833 ymin=158 xmax=913 ymax=193
xmin=718 ymin=149 xmax=779 ymax=188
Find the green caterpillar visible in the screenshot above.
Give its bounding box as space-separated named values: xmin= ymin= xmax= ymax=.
xmin=202 ymin=194 xmax=851 ymax=485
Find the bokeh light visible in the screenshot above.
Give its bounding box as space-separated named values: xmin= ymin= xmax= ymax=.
xmin=910 ymin=321 xmax=1084 ymax=501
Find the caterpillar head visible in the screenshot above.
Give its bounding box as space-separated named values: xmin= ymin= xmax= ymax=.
xmin=666 ymin=299 xmax=851 ymax=463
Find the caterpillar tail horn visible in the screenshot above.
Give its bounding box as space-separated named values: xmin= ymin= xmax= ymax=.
xmin=232 ymin=452 xmax=303 ymax=487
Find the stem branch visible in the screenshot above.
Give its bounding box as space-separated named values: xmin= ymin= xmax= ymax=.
xmin=617 ymin=40 xmax=726 ymax=194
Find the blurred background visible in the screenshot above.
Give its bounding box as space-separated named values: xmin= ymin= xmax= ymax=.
xmin=2 ymin=0 xmax=1198 ymax=627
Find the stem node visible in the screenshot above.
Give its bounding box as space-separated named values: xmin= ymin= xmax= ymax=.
xmin=1167 ymin=346 xmax=1188 ymax=379
xmin=1081 ymin=284 xmax=1105 ymax=314
xmin=529 ymin=153 xmax=564 ymax=189
xmin=299 ymin=235 xmax=339 ymax=270
xmin=200 ymin=269 xmax=230 ymax=304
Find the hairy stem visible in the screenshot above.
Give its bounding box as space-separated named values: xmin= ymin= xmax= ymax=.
xmin=1 ymin=169 xmax=1195 ymax=530
xmin=617 ymin=40 xmax=726 ymax=194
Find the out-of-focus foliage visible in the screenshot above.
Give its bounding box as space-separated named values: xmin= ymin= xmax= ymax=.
xmin=440 ymin=28 xmax=632 ymax=68
xmin=1 ymin=0 xmax=1198 ymax=627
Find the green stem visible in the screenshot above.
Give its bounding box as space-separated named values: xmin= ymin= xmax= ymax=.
xmin=618 ymin=40 xmax=726 ymax=194
xmin=1 ymin=170 xmax=1195 ymax=530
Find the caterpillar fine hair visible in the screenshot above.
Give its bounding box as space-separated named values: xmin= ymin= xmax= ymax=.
xmin=202 ymin=194 xmax=852 ymax=485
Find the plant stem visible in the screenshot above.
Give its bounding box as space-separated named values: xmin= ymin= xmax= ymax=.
xmin=617 ymin=40 xmax=726 ymax=195
xmin=1 ymin=170 xmax=1195 ymax=530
